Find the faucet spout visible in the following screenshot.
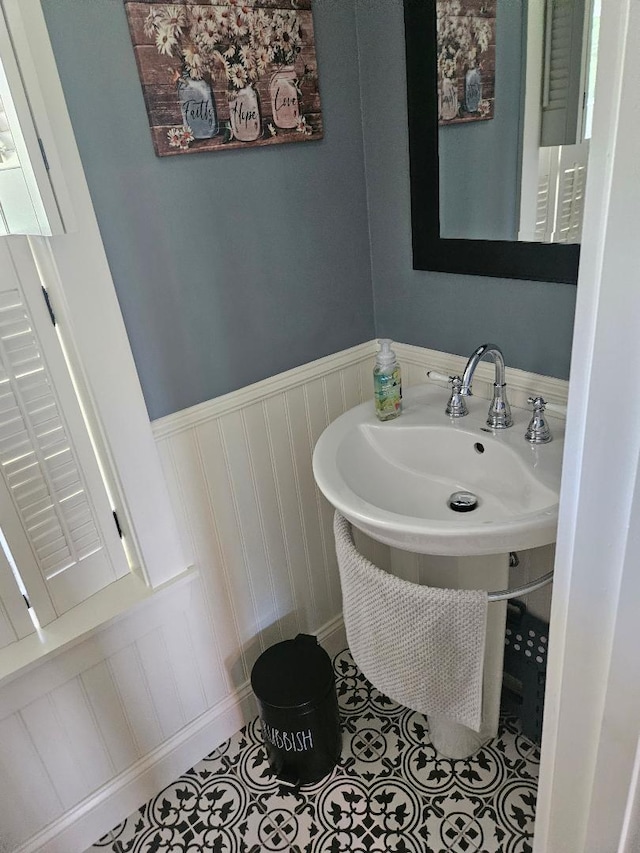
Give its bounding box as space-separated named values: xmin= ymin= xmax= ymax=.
xmin=461 ymin=343 xmax=506 ymax=394
xmin=461 ymin=343 xmax=513 ymax=429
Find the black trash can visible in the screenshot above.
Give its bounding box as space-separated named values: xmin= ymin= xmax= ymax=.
xmin=250 ymin=634 xmax=342 ymax=785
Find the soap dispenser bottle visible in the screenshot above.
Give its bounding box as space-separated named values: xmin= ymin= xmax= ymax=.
xmin=374 ymin=339 xmax=402 ymax=421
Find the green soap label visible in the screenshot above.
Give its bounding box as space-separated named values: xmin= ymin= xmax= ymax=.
xmin=374 ymin=368 xmax=402 ymax=415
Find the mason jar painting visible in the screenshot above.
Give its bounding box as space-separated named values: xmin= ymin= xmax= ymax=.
xmin=229 ymin=86 xmax=262 ymax=143
xmin=177 ymin=77 xmax=218 ymax=138
xmin=269 ymin=67 xmax=300 ymax=129
xmin=464 ymin=67 xmax=483 ymax=114
xmin=126 ymin=1 xmax=324 ymax=155
xmin=439 ymin=78 xmax=459 ymax=122
xmin=436 ymin=0 xmax=496 ymax=126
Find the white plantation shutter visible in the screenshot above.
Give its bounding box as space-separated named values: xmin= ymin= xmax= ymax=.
xmin=0 ymin=237 xmax=128 ymax=629
xmin=534 ymin=147 xmax=557 ymax=242
xmin=534 ymin=174 xmax=552 ymax=242
xmin=554 ymin=142 xmax=588 ymax=243
xmin=541 ymin=0 xmax=587 ymax=148
xmin=532 ymin=146 xmax=560 ymax=243
xmin=0 ymin=545 xmax=34 ymax=649
xmin=531 ymin=142 xmax=588 ymax=244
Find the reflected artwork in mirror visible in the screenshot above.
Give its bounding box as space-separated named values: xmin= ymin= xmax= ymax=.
xmin=404 ymin=0 xmax=598 ymax=284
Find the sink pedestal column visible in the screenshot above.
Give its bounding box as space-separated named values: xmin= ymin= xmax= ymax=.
xmin=389 ymin=549 xmax=510 ymax=760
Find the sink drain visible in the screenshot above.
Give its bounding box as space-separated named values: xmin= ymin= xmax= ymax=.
xmin=448 ymin=491 xmax=479 ymax=513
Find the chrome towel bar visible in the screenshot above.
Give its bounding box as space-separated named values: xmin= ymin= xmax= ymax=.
xmin=488 ymin=570 xmax=554 ymax=602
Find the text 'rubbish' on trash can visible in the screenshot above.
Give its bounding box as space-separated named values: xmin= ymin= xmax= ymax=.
xmin=250 ymin=634 xmax=342 ymax=786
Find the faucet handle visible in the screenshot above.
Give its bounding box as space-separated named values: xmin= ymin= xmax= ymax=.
xmin=426 ymin=370 xmax=452 ymax=385
xmin=525 ymin=396 xmax=552 ymax=443
xmin=446 ymin=375 xmax=468 ymax=418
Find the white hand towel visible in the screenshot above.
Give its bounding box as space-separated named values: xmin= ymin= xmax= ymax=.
xmin=334 ymin=512 xmax=488 ymax=731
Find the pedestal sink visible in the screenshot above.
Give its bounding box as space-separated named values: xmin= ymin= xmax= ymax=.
xmin=313 ymin=383 xmax=563 ymax=557
xmin=313 ymin=383 xmax=564 ymax=758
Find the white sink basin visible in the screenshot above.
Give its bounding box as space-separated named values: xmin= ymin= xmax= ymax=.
xmin=313 ymin=383 xmax=564 ymax=556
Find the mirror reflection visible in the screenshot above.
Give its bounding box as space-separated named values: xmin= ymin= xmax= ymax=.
xmin=437 ymin=0 xmax=600 ymax=244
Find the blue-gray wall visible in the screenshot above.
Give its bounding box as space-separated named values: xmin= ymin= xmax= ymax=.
xmin=42 ymin=0 xmax=375 ymax=420
xmin=355 ymin=0 xmax=576 ymax=380
xmin=439 ymin=0 xmax=526 ymax=241
xmin=42 ymin=0 xmax=576 ymax=420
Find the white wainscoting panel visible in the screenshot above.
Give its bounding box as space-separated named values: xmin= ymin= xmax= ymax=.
xmin=0 ymin=572 xmax=225 ymax=853
xmin=152 ymin=343 xmax=377 ymax=690
xmin=0 ymin=340 xmax=568 ymax=852
xmin=0 ymin=712 xmax=64 ymax=844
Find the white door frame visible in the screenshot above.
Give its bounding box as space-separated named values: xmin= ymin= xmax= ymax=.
xmin=534 ymin=0 xmax=640 ymax=849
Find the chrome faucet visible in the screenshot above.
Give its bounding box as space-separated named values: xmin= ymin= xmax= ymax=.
xmin=460 ymin=343 xmax=513 ymax=429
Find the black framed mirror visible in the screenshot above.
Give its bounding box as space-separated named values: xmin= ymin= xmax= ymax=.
xmin=404 ymin=0 xmax=580 ymax=285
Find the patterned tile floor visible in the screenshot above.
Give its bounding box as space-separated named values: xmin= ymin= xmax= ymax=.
xmin=88 ymin=648 xmax=539 ymax=853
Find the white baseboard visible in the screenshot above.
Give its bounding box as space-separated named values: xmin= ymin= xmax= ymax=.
xmin=19 ymin=615 xmax=345 ymax=853
xmin=315 ymin=613 xmax=347 ymax=661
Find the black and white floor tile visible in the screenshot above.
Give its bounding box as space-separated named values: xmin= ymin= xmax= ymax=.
xmin=88 ymin=648 xmax=540 ymax=853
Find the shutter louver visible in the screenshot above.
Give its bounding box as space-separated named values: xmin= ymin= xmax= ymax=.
xmin=531 ymin=146 xmax=560 ymax=244
xmin=0 ymin=288 xmax=102 ymax=578
xmin=541 ymin=0 xmax=587 ymax=147
xmin=0 ymin=237 xmax=128 ymax=624
xmin=534 ymin=173 xmax=552 ymax=242
xmin=524 ymin=141 xmax=588 ymax=244
xmin=555 ymin=146 xmax=588 ymax=243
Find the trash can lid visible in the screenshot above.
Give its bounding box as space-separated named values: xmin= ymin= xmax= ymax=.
xmin=251 ymin=634 xmax=335 ymax=711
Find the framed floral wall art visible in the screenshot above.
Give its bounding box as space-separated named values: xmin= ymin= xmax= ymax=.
xmin=437 ymin=0 xmax=496 ymax=125
xmin=124 ymin=1 xmax=323 ymax=155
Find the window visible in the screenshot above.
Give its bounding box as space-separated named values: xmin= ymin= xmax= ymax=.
xmin=0 ymin=0 xmax=186 ymax=672
xmin=0 ymin=4 xmax=63 ymax=236
xmin=519 ymin=0 xmax=600 ymax=243
xmin=0 ymin=237 xmax=129 ymax=650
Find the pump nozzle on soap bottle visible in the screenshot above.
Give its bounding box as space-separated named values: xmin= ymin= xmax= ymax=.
xmin=374 ymin=339 xmax=402 ymax=421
